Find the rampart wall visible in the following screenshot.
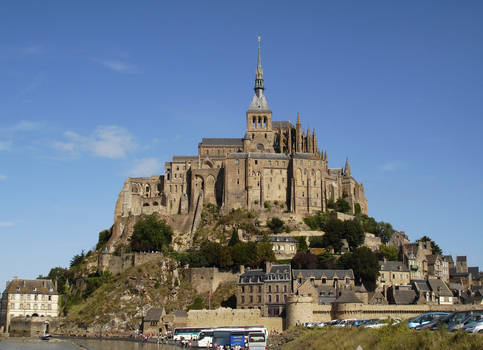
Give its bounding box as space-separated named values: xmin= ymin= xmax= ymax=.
xmin=186 ymin=308 xmax=283 ymax=332
xmin=98 ymin=252 xmax=164 ymax=275
xmin=185 ymin=267 xmax=239 ymax=295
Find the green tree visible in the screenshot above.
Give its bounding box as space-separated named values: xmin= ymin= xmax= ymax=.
xmin=317 ymin=251 xmax=338 ymax=269
xmin=335 ymin=198 xmax=351 ymax=214
xmin=266 ymin=217 xmax=285 ymax=234
xmin=354 ymin=203 xmax=362 ymax=216
xmin=70 ymin=250 xmax=86 ymax=268
xmin=338 ymin=247 xmax=380 ymax=292
xmin=417 ymin=235 xmax=442 ymax=255
xmin=295 ymin=236 xmax=308 ymax=252
xmin=342 ymin=219 xmax=364 ymax=251
xmin=378 ymin=244 xmax=399 ymax=261
xmin=228 ymin=229 xmax=241 ymax=246
xmin=303 ymin=211 xmax=328 ymax=230
xmin=327 ymin=198 xmax=336 ymax=210
xmin=96 ymin=228 xmax=112 ymax=251
xmin=375 ymin=222 xmax=394 ymax=244
xmin=218 ymin=246 xmax=233 ymax=268
xmin=309 ymin=236 xmax=325 ymax=248
xmin=322 ymin=216 xmax=344 ymax=253
xmin=256 ymin=236 xmax=276 ymax=266
xmin=130 ymin=214 xmax=173 ymax=252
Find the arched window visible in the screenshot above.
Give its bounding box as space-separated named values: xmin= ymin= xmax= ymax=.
xmin=264 ymin=116 xmax=267 ymax=127
xmin=252 ymin=116 xmax=256 ymax=127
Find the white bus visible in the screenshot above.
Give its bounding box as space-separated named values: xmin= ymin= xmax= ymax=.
xmin=191 ymin=326 xmax=268 ymax=348
xmin=173 ymin=327 xmax=203 ymax=341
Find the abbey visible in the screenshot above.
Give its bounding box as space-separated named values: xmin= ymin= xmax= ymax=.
xmin=113 ymin=39 xmax=368 ymax=239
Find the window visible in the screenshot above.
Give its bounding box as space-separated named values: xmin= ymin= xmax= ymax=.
xmin=254 ymin=160 xmax=258 ymax=165
xmin=258 ymin=286 xmax=261 ymax=293
xmin=241 ymin=286 xmax=245 ymax=293
xmin=276 ymin=295 xmax=279 ymax=303
xmin=276 ymin=161 xmax=279 ymax=166
xmin=10 ymin=303 xmax=15 ymax=309
xmin=249 ymin=296 xmax=253 ymax=303
xmin=237 ymin=179 xmax=240 ymax=185
xmin=268 ymin=285 xmax=272 ymax=293
xmin=283 ymin=285 xmax=287 ymax=292
xmin=235 ymin=159 xmax=239 ymax=165
xmin=250 ymin=286 xmax=253 ymax=293
xmin=241 ymin=296 xmax=245 ymax=304
xmin=268 ymin=295 xmax=272 ymax=303
xmin=275 ymin=285 xmax=279 ymax=293
xmin=257 ymin=295 xmax=261 ymax=303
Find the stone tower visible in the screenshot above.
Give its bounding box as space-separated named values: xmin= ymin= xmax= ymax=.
xmin=245 ymin=36 xmax=275 ymax=153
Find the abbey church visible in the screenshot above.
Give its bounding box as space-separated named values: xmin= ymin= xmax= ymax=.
xmin=112 ymin=39 xmax=368 ymax=240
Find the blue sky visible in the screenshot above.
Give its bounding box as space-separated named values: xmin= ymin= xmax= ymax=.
xmin=1 ymin=1 xmax=482 ymax=287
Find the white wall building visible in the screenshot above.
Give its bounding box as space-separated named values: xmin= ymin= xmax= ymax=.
xmin=0 ymin=278 xmax=59 ymax=333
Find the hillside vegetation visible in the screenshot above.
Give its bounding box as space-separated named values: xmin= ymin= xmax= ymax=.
xmin=271 ymin=325 xmax=483 ymax=350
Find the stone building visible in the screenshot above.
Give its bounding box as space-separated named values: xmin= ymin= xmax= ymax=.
xmin=0 ymin=278 xmax=58 ymax=333
xmin=237 ymin=263 xmax=291 ymax=317
xmin=413 ymin=279 xmax=454 ymax=305
xmin=426 ymin=255 xmax=449 ymax=282
xmin=110 ymin=38 xmax=368 ymax=247
xmin=261 ymin=236 xmax=297 ymax=260
xmin=292 ymin=269 xmax=355 ymax=297
xmin=402 ymin=241 xmax=432 ymax=280
xmin=377 ymin=261 xmax=410 ymax=290
xmin=141 ymin=307 xmax=166 ymax=335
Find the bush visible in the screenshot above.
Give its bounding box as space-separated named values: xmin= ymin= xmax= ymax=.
xmin=266 ymin=217 xmax=285 ymax=234
xmin=130 ymin=214 xmax=173 ymax=252
xmin=96 ymin=228 xmax=112 ymax=251
xmin=264 ymin=201 xmax=272 ymax=210
xmin=335 ymin=198 xmax=351 ymax=214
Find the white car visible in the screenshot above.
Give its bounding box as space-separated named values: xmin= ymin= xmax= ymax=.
xmin=462 ymin=319 xmax=483 ymax=334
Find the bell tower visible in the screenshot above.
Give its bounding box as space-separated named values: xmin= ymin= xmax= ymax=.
xmin=245 ymin=36 xmax=274 ymax=153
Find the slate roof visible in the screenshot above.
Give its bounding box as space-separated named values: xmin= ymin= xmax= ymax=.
xmin=248 ymin=92 xmax=271 ymax=112
xmin=334 ymin=290 xmax=362 ymax=304
xmin=230 ymin=152 xmax=290 ymax=160
xmin=292 ymin=269 xmax=354 ymax=280
xmin=449 ymin=283 xmax=464 ymax=291
xmin=261 ymin=236 xmax=297 ymax=243
xmin=456 ymin=256 xmax=467 ymax=262
xmin=5 ymin=279 xmax=57 ymax=295
xmin=379 ymin=261 xmax=409 ymax=272
xmin=328 ymin=168 xmax=343 ymax=176
xmin=144 ymin=307 xmax=165 ymax=322
xmin=413 ymin=280 xmax=431 ymax=292
xmin=266 ymin=264 xmax=291 ymax=282
xmin=393 ymin=289 xmax=418 ymax=305
xmin=317 ymin=285 xmax=336 ymax=296
xmin=200 ymin=138 xmax=244 ymax=146
xmin=239 ymin=269 xmax=266 ymax=284
xmin=427 ymin=279 xmax=453 ymax=297
xmin=294 ymin=153 xmax=319 ymax=160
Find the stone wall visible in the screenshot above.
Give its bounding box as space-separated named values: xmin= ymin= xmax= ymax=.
xmin=8 ymin=316 xmax=55 ymax=337
xmin=185 ymin=267 xmax=239 ymax=295
xmin=98 ymin=252 xmax=164 ymax=275
xmin=185 ymin=308 xmax=283 ymax=333
xmin=285 ymin=300 xmax=483 ymax=328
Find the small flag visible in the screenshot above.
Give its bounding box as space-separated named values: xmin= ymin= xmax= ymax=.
xmin=209 ymin=290 xmax=213 ymax=300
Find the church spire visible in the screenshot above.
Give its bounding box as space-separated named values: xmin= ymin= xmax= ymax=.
xmin=345 ymin=157 xmax=352 ymax=177
xmin=247 ymin=36 xmax=270 ymax=112
xmin=254 ymin=35 xmax=264 ymax=96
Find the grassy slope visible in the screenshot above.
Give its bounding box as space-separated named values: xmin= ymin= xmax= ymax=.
xmin=275 ymin=325 xmax=483 ymax=350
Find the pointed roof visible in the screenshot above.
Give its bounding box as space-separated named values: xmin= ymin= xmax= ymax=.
xmin=334 ymin=290 xmax=362 ymax=304
xmin=344 ymin=157 xmax=351 ymax=177
xmin=248 ymin=36 xmax=270 ymax=113
xmin=296 ymin=112 xmax=301 ymax=125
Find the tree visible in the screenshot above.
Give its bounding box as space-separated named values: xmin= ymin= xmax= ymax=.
xmin=291 ymin=251 xmax=319 ymax=269
xmin=256 ymin=235 xmax=276 ymax=266
xmin=375 ymin=222 xmax=394 ymax=244
xmin=417 ymin=236 xmax=442 ymax=255
xmin=327 ymin=198 xmax=336 ymax=210
xmin=295 ymin=236 xmax=308 ymax=252
xmin=336 ymin=198 xmax=351 ymax=214
xmin=317 ymin=251 xmax=338 ymax=269
xmin=309 ymin=236 xmax=325 ymax=248
xmin=342 ymin=219 xmax=364 ymax=251
xmin=322 ymin=216 xmax=344 ymax=253
xmin=70 ymin=250 xmax=86 ymax=268
xmin=96 ymin=228 xmax=112 ymax=250
xmin=130 ymin=214 xmax=173 ymax=252
xmin=303 ymin=211 xmax=327 ymax=230
xmin=378 ymin=244 xmax=399 ymax=261
xmin=354 ymin=203 xmax=362 ymax=216
xmin=228 ymin=229 xmax=241 ymax=246
xmin=338 ymin=247 xmax=380 ymax=292
xmin=266 ymin=217 xmax=285 ymax=234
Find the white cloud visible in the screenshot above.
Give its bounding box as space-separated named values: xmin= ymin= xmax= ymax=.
xmin=0 ymin=174 xmax=6 ymax=180
xmin=0 ymin=120 xmax=41 ymax=133
xmin=127 ymin=158 xmax=160 ymax=177
xmin=94 ymin=59 xmax=139 ymax=74
xmin=0 ymin=221 xmax=14 ymax=227
xmin=53 ymin=126 xmax=137 ymax=159
xmin=380 ymin=161 xmax=407 ymax=172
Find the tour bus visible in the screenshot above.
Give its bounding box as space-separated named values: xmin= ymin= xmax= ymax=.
xmin=173 ymin=327 xmax=204 ymax=342
xmin=191 ymin=328 xmax=214 ymax=348
xmin=192 ymin=326 xmax=268 ymax=348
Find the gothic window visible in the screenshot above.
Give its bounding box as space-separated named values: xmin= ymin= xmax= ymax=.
xmin=264 ymin=116 xmax=267 ymax=126
xmin=264 ymin=133 xmax=267 ymax=139
xmin=252 ymin=116 xmax=256 ymax=127
xmin=276 ymin=295 xmax=279 ymax=303
xmin=237 ymin=179 xmax=239 ymax=185
xmin=146 ymin=186 xmax=150 ymax=192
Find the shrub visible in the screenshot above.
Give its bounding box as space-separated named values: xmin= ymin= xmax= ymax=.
xmin=267 ymin=217 xmax=285 ymax=233
xmin=130 ymin=214 xmax=173 ymax=252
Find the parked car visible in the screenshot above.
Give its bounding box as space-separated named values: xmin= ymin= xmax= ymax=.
xmin=462 ymin=318 xmax=483 ymax=334
xmin=408 ymin=312 xmax=450 ymax=329
xmin=450 ymin=313 xmax=483 ymax=332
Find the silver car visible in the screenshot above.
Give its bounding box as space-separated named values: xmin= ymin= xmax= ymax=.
xmin=462 ymin=318 xmax=483 ymax=334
